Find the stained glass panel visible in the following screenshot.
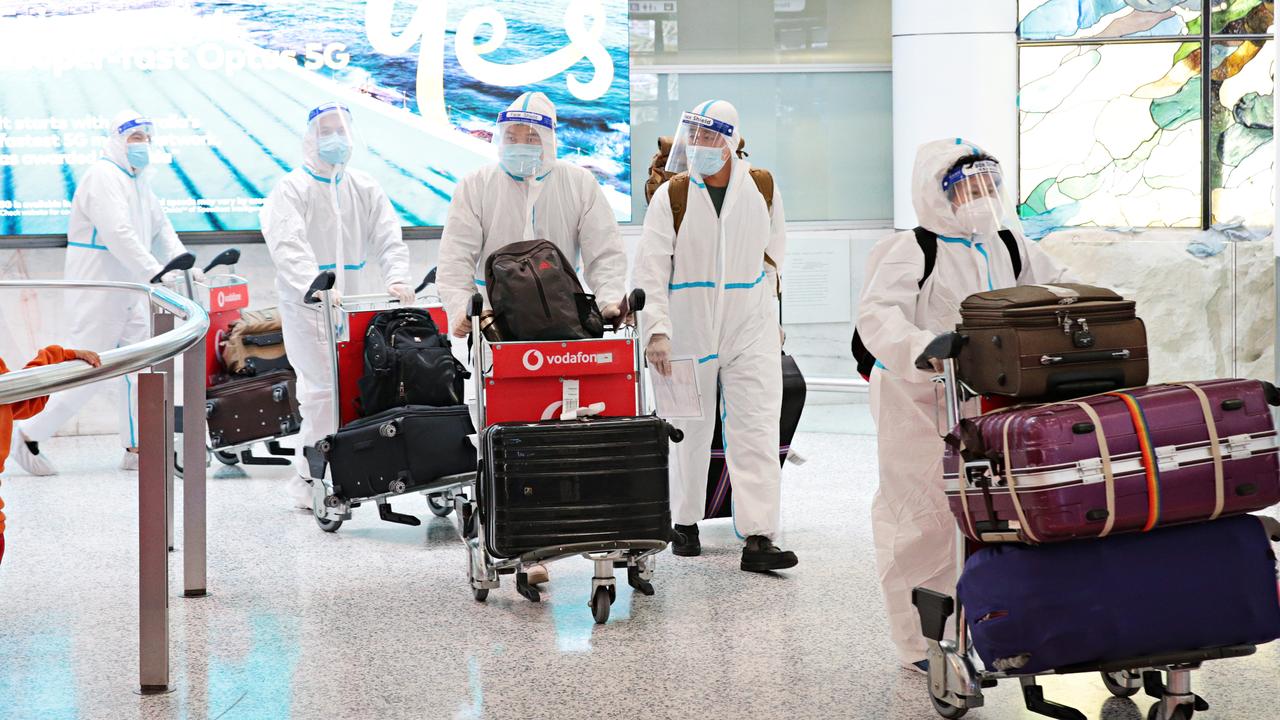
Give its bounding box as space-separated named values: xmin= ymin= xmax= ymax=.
xmin=1210 ymin=0 xmax=1275 ymax=34
xmin=1019 ymin=0 xmax=1200 ymax=41
xmin=1019 ymin=43 xmax=1203 ymax=235
xmin=1210 ymin=39 xmax=1275 ymax=225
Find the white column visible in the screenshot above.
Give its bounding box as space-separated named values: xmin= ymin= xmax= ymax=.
xmin=892 ymin=0 xmax=1018 ymax=229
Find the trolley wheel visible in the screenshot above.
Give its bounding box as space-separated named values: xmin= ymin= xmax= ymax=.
xmin=591 ymin=586 xmax=612 ymax=625
xmin=472 ymin=587 xmax=489 ymax=602
xmin=929 ymin=694 xmax=967 ymax=719
xmin=1102 ymin=670 xmax=1140 ymax=698
xmin=1147 ymin=704 xmax=1193 ymax=720
xmin=427 ymin=493 xmax=453 ymax=517
xmin=313 ymin=507 xmax=343 ymax=533
xmin=215 ymin=450 xmax=240 ymax=466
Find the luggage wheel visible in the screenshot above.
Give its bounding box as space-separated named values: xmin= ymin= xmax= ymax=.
xmin=313 ymin=504 xmax=343 ymax=533
xmin=471 ymin=586 xmax=489 ymax=602
xmin=1020 ymin=677 xmax=1085 ymax=720
xmin=590 ymin=585 xmax=612 ymax=625
xmin=516 ymin=572 xmax=541 ymax=603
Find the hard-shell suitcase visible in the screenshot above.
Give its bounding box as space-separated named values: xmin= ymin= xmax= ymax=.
xmin=480 ymin=416 xmax=675 ymax=558
xmin=944 ymin=379 xmax=1280 ymax=543
xmin=705 ymin=354 xmax=806 ymax=518
xmin=956 ymin=284 xmax=1148 ymax=399
xmin=323 ymin=405 xmax=475 ymax=500
xmin=205 ymin=369 xmax=301 ymax=449
xmin=957 ymin=515 xmax=1280 ymax=675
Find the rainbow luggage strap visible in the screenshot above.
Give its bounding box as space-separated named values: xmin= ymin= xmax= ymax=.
xmin=1105 ymin=391 xmax=1162 ymax=532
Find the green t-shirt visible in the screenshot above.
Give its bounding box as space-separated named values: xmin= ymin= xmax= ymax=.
xmin=706 ymin=183 xmax=727 ymax=216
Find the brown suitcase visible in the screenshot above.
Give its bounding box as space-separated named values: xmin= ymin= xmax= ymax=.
xmin=222 ymin=307 xmax=290 ymax=376
xmin=206 ymin=370 xmax=301 ymax=449
xmin=956 ymin=284 xmax=1148 ymax=399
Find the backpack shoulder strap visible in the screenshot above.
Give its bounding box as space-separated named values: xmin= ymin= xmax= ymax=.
xmin=748 ymin=167 xmax=774 ymax=212
xmin=668 ymin=173 xmax=691 ymax=235
xmin=912 ymin=227 xmax=938 ymax=289
xmin=998 ymin=229 xmax=1023 ymax=279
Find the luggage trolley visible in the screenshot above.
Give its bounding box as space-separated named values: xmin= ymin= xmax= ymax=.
xmin=304 ymin=270 xmax=475 ymax=533
xmin=451 ymin=289 xmax=683 ymax=624
xmin=162 ymin=249 xmax=300 ymax=477
xmin=913 ymin=355 xmax=1280 ymax=720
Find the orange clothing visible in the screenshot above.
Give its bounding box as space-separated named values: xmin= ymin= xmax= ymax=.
xmin=1 ymin=345 xmax=79 ymax=556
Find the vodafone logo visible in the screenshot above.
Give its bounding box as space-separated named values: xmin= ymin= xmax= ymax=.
xmin=215 ymin=290 xmax=243 ymax=310
xmin=520 ymin=349 xmax=613 ymax=371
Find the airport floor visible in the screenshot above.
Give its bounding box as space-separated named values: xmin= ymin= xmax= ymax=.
xmin=0 ymin=431 xmax=1277 ymax=720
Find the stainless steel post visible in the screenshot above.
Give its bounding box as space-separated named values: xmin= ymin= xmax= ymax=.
xmin=138 ymin=371 xmax=171 ymax=694
xmin=182 ymin=339 xmax=207 ymax=597
xmin=152 ymin=310 xmax=176 ymax=552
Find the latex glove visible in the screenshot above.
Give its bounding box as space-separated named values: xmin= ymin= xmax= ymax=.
xmin=388 ymin=282 xmax=415 ymax=305
xmin=601 ymin=302 xmax=634 ymax=327
xmin=452 ymin=316 xmax=473 ymax=338
xmin=69 ymin=349 xmax=102 ymax=368
xmin=160 ymin=269 xmax=184 ymax=284
xmin=310 ymin=288 xmax=343 ymax=306
xmin=914 ymin=331 xmax=960 ymax=373
xmin=190 ymin=268 xmax=206 ymax=284
xmin=646 ymin=334 xmax=672 ymax=376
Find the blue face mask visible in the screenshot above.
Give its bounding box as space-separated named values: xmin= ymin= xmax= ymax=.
xmin=317 ymin=134 xmax=352 ymax=165
xmin=500 ymin=144 xmax=543 ymax=178
xmin=688 ymin=145 xmax=726 ymax=177
xmin=126 ymin=143 xmax=150 ymax=170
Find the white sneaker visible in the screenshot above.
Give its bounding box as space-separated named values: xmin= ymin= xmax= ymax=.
xmin=9 ymin=431 xmax=56 ymax=476
xmin=120 ymin=450 xmax=139 ymax=471
xmin=287 ymin=474 xmax=313 ymax=511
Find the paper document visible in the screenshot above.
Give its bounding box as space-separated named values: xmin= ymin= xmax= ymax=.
xmin=650 ymin=357 xmax=703 ymax=419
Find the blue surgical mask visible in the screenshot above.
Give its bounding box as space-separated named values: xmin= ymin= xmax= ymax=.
xmin=688 ymin=146 xmax=726 ymax=177
xmin=318 ymin=134 xmax=352 ymax=165
xmin=500 ymin=144 xmax=543 ymax=178
xmin=126 ymin=143 xmax=150 ymax=170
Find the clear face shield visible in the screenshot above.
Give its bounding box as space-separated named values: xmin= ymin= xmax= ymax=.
xmin=664 ymin=111 xmax=734 ymax=178
xmin=116 ymin=116 xmax=154 ymax=170
xmin=942 ymin=159 xmax=1021 ymax=237
xmin=305 ymin=102 xmax=358 ymax=176
xmin=494 ymin=109 xmax=556 ymax=178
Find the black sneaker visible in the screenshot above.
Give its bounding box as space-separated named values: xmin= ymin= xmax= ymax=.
xmin=741 ymin=535 xmax=798 ymax=572
xmin=670 ymin=523 xmax=701 ymax=557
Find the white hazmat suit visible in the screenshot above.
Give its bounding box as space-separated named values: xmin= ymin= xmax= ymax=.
xmin=13 ymin=111 xmax=187 ymax=474
xmin=437 ymin=92 xmax=626 ymax=331
xmin=857 ymin=138 xmax=1073 ymax=665
xmin=259 ymin=103 xmax=412 ymax=505
xmin=633 ymin=100 xmax=787 ymax=541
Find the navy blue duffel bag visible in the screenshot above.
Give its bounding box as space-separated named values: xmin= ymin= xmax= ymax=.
xmin=957 ymin=515 xmax=1280 ymax=675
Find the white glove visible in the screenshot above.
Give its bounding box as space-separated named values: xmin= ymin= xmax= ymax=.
xmin=451 ymin=316 xmax=473 ymax=338
xmin=311 ymin=288 xmax=342 ymax=306
xmin=190 ymin=268 xmax=206 ymax=284
xmin=160 ymin=269 xmax=184 ymax=284
xmin=646 ymin=334 xmax=672 ymax=377
xmin=388 ymin=282 xmax=415 ymax=305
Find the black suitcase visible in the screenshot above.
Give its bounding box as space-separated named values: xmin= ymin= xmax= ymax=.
xmin=480 ymin=416 xmax=676 ymax=558
xmin=205 ymin=369 xmax=301 ymax=449
xmin=704 ymin=354 xmax=806 ymax=519
xmin=323 ymin=405 xmax=475 ymax=500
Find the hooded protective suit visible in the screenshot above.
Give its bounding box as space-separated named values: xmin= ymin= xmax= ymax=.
xmin=437 ymin=92 xmax=626 ymax=328
xmin=857 ymin=138 xmax=1073 ymax=664
xmin=632 ymin=99 xmax=787 ymax=539
xmin=16 ymin=111 xmax=187 ymax=460
xmin=259 ymin=103 xmax=412 ymax=494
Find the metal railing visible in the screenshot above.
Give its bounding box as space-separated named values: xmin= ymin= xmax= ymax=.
xmin=0 ymin=279 xmax=210 ymax=695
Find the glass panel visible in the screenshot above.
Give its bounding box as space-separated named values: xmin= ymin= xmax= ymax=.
xmin=1019 ymin=43 xmax=1203 ymax=235
xmin=1210 ymin=0 xmax=1276 ymax=34
xmin=1210 ymin=39 xmax=1274 ymax=226
xmin=1019 ymin=0 xmax=1200 ymax=41
xmin=629 ymin=71 xmax=892 ymax=223
xmin=630 ymin=0 xmax=891 ymax=66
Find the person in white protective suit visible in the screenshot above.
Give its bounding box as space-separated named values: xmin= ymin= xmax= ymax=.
xmin=260 ymin=102 xmax=414 ymax=510
xmin=436 ymin=91 xmax=627 ymax=336
xmin=10 ymin=110 xmax=191 ymax=476
xmin=437 ymin=91 xmax=627 ymax=587
xmin=857 ymin=138 xmax=1074 ymax=671
xmin=632 ymin=99 xmax=798 ymax=573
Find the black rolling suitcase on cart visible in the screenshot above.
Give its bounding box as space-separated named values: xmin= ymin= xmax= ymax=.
xmin=480 ymin=416 xmax=677 ymax=558
xmin=322 ymin=405 xmax=476 ymax=500
xmin=205 ymin=369 xmax=301 ymax=449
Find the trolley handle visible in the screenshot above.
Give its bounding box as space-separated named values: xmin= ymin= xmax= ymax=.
xmin=415 ymin=266 xmax=437 ymax=295
xmin=304 ymin=270 xmax=337 ymax=304
xmin=150 ymin=252 xmax=195 ymax=284
xmin=202 ymin=248 xmax=240 ymax=274
xmin=914 ymin=331 xmax=963 ymax=371
xmin=468 ymin=292 xmax=484 ymax=318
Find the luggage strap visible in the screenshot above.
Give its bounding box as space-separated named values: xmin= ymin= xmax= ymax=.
xmin=1175 ymin=382 xmax=1226 ymax=521
xmin=1104 ymin=392 xmax=1161 ymax=532
xmin=1066 ymin=401 xmax=1118 ymax=538
xmin=999 ymin=415 xmax=1042 ymax=543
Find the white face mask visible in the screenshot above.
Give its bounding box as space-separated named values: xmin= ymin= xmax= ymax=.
xmin=953 ymin=200 xmax=1002 ymax=236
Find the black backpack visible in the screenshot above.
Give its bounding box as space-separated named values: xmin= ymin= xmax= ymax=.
xmin=851 ymin=227 xmax=1021 ymax=379
xmin=484 ymin=239 xmax=605 ymax=341
xmin=357 ymin=307 xmax=469 ymax=416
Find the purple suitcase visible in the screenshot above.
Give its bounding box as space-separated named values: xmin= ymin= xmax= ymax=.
xmin=944 ymin=379 xmax=1280 ymax=543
